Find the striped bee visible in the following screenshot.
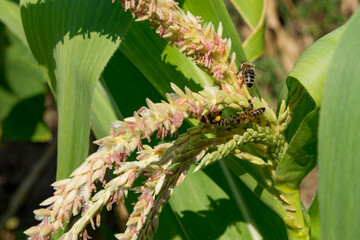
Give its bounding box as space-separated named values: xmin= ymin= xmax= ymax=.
xmin=236 ymin=61 xmax=264 ymax=88
xmin=229 ymin=111 xmax=248 ymax=125
xmin=230 ymin=106 xmax=265 ymax=125
xmin=200 ymin=104 xmax=265 ymax=127
xmin=200 ymin=111 xmax=230 ymax=127
xmin=248 ymin=107 xmax=266 ymax=119
xmin=211 ymin=117 xmax=230 ymax=127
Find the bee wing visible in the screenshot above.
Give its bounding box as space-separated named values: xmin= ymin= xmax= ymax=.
xmin=255 ymin=66 xmax=266 ymax=72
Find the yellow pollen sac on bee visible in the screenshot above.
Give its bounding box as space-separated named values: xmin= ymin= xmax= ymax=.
xmin=214 ymin=115 xmax=222 ymax=122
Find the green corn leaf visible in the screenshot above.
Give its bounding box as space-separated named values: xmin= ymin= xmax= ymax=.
xmin=276 ymin=109 xmax=319 ymax=187
xmin=0 ymin=88 xmax=17 ymax=125
xmin=155 ymin=204 xmax=188 ymax=240
xmin=283 ymin=24 xmax=345 ymax=141
xmin=216 ymin=161 xmax=287 ymax=239
xmin=243 ymin=19 xmax=265 ymax=62
xmin=319 ymin=8 xmax=360 ymax=240
xmin=0 ymin=0 xmax=27 ymax=46
xmin=1 ymin=94 xmax=50 ymax=141
xmin=0 ymin=29 xmax=51 ymax=141
xmin=167 ymin=166 xmax=256 ymax=239
xmin=229 ymin=0 xmax=263 ymax=28
xmin=287 ymin=25 xmax=345 ymax=107
xmin=164 ymin=163 xmax=287 ymax=239
xmin=229 ymin=0 xmax=266 ymax=61
xmin=2 ymin=34 xmax=44 ymax=99
xmin=90 ymin=80 xmax=123 ymax=139
xmin=91 ymin=49 xmax=167 ymax=139
xmin=20 ymin=0 xmax=132 ymax=179
xmin=0 ymin=0 xmax=118 ymax=142
xmin=103 ymin=50 xmax=166 ymax=115
xmin=308 ymin=194 xmax=321 ymax=240
xmin=0 ymin=0 xmax=51 ymax=141
xmin=119 ymin=21 xmax=212 ymax=95
xmin=224 ymin=157 xmax=288 ymax=221
xmin=282 ymin=82 xmax=317 ymax=142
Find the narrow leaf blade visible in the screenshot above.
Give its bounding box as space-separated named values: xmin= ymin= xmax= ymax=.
xmin=308 ymin=194 xmax=321 ymax=240
xmin=229 ymin=0 xmax=263 ymax=28
xmin=230 ymin=0 xmax=266 ymax=61
xmin=91 ymin=80 xmax=123 ymax=139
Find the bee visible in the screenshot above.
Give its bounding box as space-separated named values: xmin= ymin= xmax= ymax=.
xmin=236 ymin=61 xmax=264 ymax=88
xmin=209 ymin=112 xmax=230 ymax=127
xmin=200 ymin=111 xmax=230 ymax=127
xmin=230 ymin=100 xmax=266 ymax=125
xmin=230 ymin=111 xmax=249 ymax=125
xmin=200 ymin=104 xmax=265 ymax=127
xmin=211 ymin=117 xmax=230 ymax=127
xmin=248 ymin=107 xmax=266 ymax=119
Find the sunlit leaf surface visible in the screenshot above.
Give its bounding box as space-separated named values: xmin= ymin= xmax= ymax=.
xmin=319 ymin=8 xmax=360 ymax=240
xmin=20 ymin=0 xmax=132 ymax=179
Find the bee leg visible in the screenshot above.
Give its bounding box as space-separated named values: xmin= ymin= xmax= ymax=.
xmin=248 ymin=99 xmax=254 ymax=109
xmin=236 ymin=65 xmax=243 ymax=75
xmin=200 ymin=114 xmax=209 ymax=123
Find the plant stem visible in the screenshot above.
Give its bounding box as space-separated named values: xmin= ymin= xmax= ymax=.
xmin=275 ymin=183 xmax=310 ymax=240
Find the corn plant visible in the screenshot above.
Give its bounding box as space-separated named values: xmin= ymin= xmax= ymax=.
xmin=0 ymin=0 xmax=360 ymax=239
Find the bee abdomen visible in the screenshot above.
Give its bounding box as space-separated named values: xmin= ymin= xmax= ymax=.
xmin=210 ymin=117 xmax=230 ymax=127
xmin=248 ymin=107 xmax=265 ymax=118
xmin=215 ymin=119 xmax=230 ymax=127
xmin=244 ymin=70 xmax=255 ymax=88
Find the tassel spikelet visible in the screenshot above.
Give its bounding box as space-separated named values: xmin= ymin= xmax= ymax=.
xmin=118 ymin=0 xmax=242 ymax=87
xmin=25 ymin=1 xmax=294 ymax=240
